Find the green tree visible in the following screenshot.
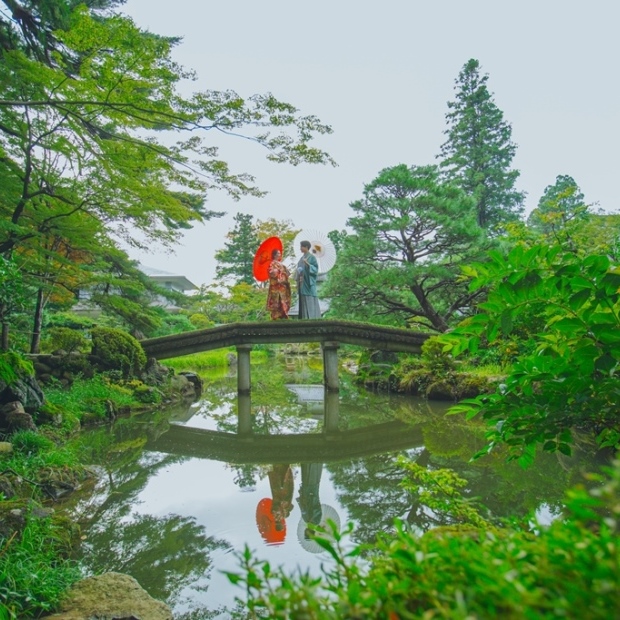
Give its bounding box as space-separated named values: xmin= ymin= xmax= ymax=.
xmin=444 ymin=243 xmax=620 ymax=464
xmin=255 ymin=217 xmax=300 ymax=263
xmin=214 ymin=213 xmax=260 ymax=285
xmin=0 ymin=254 xmax=27 ymax=349
xmin=529 ymin=175 xmax=586 ymax=228
xmin=0 ymin=1 xmax=334 ymax=349
xmin=438 ymin=58 xmax=524 ymax=232
xmin=323 ymin=164 xmax=487 ymax=331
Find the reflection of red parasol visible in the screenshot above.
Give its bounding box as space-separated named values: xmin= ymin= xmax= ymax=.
xmin=256 ymin=498 xmax=286 ymax=545
xmin=253 ymin=237 xmax=283 ymax=282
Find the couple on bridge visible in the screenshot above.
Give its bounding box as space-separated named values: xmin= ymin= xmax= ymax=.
xmin=267 ymin=240 xmax=321 ymax=320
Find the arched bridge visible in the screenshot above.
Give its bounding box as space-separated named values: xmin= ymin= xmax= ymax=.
xmin=140 ymin=319 xmax=431 ymax=393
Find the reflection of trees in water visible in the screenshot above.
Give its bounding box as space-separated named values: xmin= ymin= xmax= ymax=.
xmin=329 ymin=433 xmax=601 ymax=546
xmin=329 ymin=451 xmax=418 ymax=545
xmin=82 ymin=512 xmax=228 ymax=606
xmin=69 ymin=418 xmax=230 ymax=608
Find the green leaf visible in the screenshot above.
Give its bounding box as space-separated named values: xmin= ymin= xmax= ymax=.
xmin=568 ymin=288 xmax=591 ymax=311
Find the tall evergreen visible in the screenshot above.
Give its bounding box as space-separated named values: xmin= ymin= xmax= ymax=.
xmin=214 ymin=213 xmax=260 ymax=285
xmin=438 ymin=59 xmax=524 ymax=232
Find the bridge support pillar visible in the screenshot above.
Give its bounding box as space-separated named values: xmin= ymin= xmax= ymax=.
xmin=236 ymin=344 xmax=253 ymax=394
xmin=324 ymin=389 xmax=340 ymax=432
xmin=237 ymin=393 xmax=252 ymax=435
xmin=322 ymin=341 xmax=340 ymax=392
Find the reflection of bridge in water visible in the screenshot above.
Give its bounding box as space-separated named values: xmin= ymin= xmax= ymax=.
xmin=146 ymin=390 xmax=424 ymax=464
xmin=141 ymin=320 xmax=430 ymax=393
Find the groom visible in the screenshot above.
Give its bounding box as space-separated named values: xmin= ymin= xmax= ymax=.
xmin=296 ymin=240 xmax=321 ymax=319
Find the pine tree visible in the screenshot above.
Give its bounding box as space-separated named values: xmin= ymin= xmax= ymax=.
xmin=214 ymin=213 xmax=260 ymax=285
xmin=527 ymin=175 xmax=587 ymax=234
xmin=439 ymin=59 xmax=524 ymax=232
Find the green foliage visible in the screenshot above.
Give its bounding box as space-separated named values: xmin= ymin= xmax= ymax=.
xmin=439 ymin=58 xmax=524 ymax=232
xmin=150 ymin=312 xmax=196 ymax=338
xmin=43 ymin=327 xmax=89 ymax=353
xmin=397 ymin=338 xmax=493 ymax=401
xmin=528 ymin=174 xmax=588 ymax=237
xmin=44 ymin=312 xmax=97 ymax=331
xmin=10 ymin=430 xmax=55 ymax=457
xmin=0 ymin=513 xmax=81 ymax=619
xmin=443 ymin=243 xmax=620 ymax=462
xmin=0 ymin=256 xmax=28 ymax=343
xmin=215 ymin=213 xmax=261 ymax=285
xmin=188 ymin=313 xmax=214 ymax=329
xmin=90 ymin=327 xmax=147 ymax=378
xmin=0 ymin=1 xmax=334 ymax=350
xmin=323 ymin=164 xmax=488 ymax=331
xmin=44 ymin=373 xmax=139 ymax=422
xmin=0 ymin=351 xmax=34 ymax=384
xmin=193 ymin=283 xmax=267 ymax=324
xmin=228 ymin=459 xmax=620 ymax=619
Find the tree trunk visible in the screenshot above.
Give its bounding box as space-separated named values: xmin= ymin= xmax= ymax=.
xmin=1 ymin=322 xmax=8 ymax=351
xmin=411 ymin=282 xmax=449 ymax=332
xmin=30 ymin=288 xmax=45 ymax=354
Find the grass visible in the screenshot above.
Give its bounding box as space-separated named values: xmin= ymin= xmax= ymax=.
xmin=0 ymin=515 xmax=81 ymax=619
xmin=44 ymin=373 xmax=139 ymax=422
xmin=161 ymin=348 xmax=269 ymax=373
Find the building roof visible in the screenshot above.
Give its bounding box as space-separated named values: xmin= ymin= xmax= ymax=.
xmin=139 ymin=265 xmax=198 ymax=291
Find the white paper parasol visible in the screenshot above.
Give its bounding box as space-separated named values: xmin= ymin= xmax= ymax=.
xmin=294 ymin=230 xmax=337 ymax=274
xmin=297 ymin=503 xmax=341 ymax=554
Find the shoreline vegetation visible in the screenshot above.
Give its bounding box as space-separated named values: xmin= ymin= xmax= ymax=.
xmin=1 ymin=342 xmax=618 ymax=618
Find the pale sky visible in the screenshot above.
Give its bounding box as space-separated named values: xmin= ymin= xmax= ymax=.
xmin=122 ymin=0 xmax=620 ymax=287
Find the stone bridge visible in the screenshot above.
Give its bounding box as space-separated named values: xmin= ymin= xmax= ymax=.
xmin=140 ymin=319 xmax=431 ymax=393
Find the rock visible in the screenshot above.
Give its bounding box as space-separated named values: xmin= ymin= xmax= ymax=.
xmin=0 ymin=474 xmax=15 ymax=499
xmin=143 ymin=357 xmax=173 ymax=386
xmin=169 ymin=374 xmax=198 ymax=400
xmin=0 ymin=375 xmax=45 ymax=413
xmin=0 ymin=401 xmax=37 ymax=432
xmin=178 ymin=371 xmax=203 ymax=398
xmin=41 ymin=572 xmax=173 ymax=620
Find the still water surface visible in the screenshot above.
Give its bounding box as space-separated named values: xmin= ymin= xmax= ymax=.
xmin=70 ymin=357 xmax=600 ymax=618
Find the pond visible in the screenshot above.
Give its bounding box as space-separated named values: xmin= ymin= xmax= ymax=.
xmin=67 ymin=353 xmax=602 ymax=618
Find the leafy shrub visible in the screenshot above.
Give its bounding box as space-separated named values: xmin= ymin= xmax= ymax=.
xmin=444 ymin=245 xmax=620 ymax=462
xmin=0 ymin=351 xmax=34 ymax=384
xmin=90 ymin=327 xmax=146 ymax=378
xmin=150 ymin=312 xmax=196 ymax=337
xmin=228 ymin=459 xmax=620 ymax=619
xmin=45 ymin=312 xmax=96 ymax=331
xmin=43 ymin=327 xmax=89 ymax=354
xmin=189 ymin=313 xmax=214 ymax=329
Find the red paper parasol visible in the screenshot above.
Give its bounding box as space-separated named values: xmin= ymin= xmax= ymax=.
xmin=253 ymin=237 xmax=283 ymax=282
xmin=256 ymin=498 xmax=286 ymax=544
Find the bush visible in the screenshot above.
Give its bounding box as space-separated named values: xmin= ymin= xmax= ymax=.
xmin=43 ymin=327 xmax=89 ymax=354
xmin=90 ymin=327 xmax=146 ymax=378
xmin=228 ymin=459 xmax=620 ymax=619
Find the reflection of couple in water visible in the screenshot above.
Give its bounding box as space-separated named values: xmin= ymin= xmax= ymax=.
xmin=256 ymin=463 xmax=326 ymax=546
xmin=256 ymin=464 xmax=294 ymax=544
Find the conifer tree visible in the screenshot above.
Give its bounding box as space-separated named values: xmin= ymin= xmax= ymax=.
xmin=527 ymin=174 xmax=587 ymax=234
xmin=439 ymin=59 xmax=524 ymax=232
xmin=214 ymin=213 xmax=260 ymax=285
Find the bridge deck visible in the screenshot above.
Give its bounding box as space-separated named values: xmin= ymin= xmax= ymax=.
xmin=141 ymin=319 xmax=430 ymax=360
